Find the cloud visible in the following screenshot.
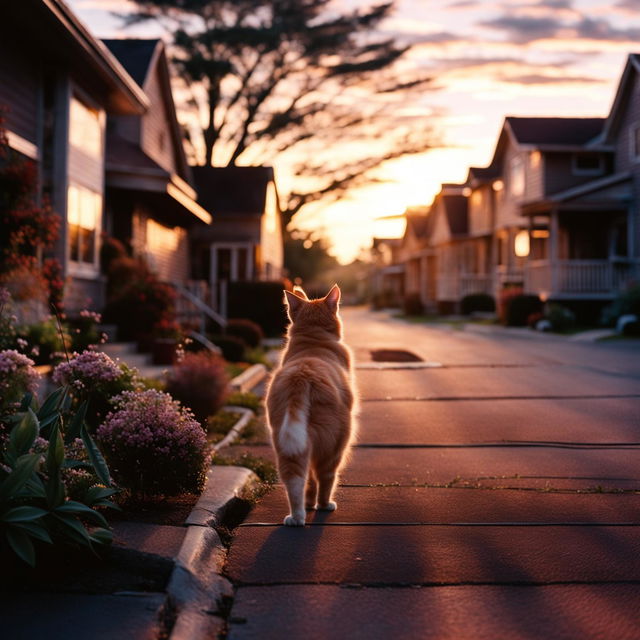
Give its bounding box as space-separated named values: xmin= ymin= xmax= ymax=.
xmin=499 ymin=73 xmax=606 ymax=85
xmin=479 ymin=11 xmax=640 ymax=43
xmin=615 ymin=0 xmax=640 ymax=10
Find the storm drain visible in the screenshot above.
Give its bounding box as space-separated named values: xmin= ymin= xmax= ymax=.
xmin=370 ymin=349 xmax=423 ymax=363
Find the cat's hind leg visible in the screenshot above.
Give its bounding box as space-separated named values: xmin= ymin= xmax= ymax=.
xmin=305 ymin=471 xmax=318 ymax=510
xmin=316 ymin=453 xmax=342 ymax=512
xmin=279 ymin=455 xmax=308 ymax=526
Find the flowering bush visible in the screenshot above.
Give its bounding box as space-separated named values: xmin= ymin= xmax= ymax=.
xmin=0 ymin=349 xmax=39 ymax=414
xmin=52 ymin=350 xmax=140 ymax=429
xmin=67 ymin=309 xmax=102 ymax=352
xmin=165 ymin=352 xmax=230 ymax=423
xmin=103 ymin=273 xmax=177 ymax=341
xmin=97 ymin=390 xmax=209 ymax=497
xmin=225 ymin=318 xmax=264 ymax=349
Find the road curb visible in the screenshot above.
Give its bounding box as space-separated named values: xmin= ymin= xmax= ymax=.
xmin=212 ymin=406 xmax=255 ymax=453
xmin=167 ymin=465 xmax=259 ymax=640
xmin=230 ymin=363 xmax=267 ymax=392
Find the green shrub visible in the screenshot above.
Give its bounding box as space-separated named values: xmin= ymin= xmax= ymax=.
xmin=226 ymin=318 xmax=264 ymax=348
xmin=505 ymin=294 xmax=543 ymax=327
xmin=600 ymin=283 xmax=640 ymax=326
xmin=16 ymin=317 xmax=68 ymax=365
xmin=165 ymin=352 xmax=230 ymax=423
xmin=209 ymin=334 xmax=246 ymax=362
xmin=622 ymin=320 xmax=640 ymax=336
xmin=226 ymin=391 xmax=262 ymax=412
xmin=227 ymin=281 xmax=289 ymax=337
xmin=461 ymin=293 xmax=495 ymax=315
xmin=403 ymin=293 xmax=424 ymax=316
xmin=545 ymin=304 xmax=576 ymax=332
xmin=0 ymin=389 xmax=116 ymax=567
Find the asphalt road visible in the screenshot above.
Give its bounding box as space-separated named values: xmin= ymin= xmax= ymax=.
xmin=224 ymin=308 xmax=640 ymax=640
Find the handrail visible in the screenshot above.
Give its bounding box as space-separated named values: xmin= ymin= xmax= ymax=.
xmin=168 ymin=281 xmax=227 ymax=329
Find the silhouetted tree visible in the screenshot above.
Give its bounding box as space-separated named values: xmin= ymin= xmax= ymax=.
xmin=122 ymin=0 xmax=435 ymax=227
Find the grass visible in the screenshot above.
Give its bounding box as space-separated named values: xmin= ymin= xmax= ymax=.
xmin=206 ymin=409 xmax=244 ymax=443
xmin=211 ymin=451 xmax=278 ymax=484
xmin=226 ymin=390 xmax=262 ymax=412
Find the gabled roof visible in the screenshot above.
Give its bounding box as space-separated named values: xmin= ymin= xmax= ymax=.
xmin=467 ymin=166 xmax=499 ymax=185
xmin=598 ymin=53 xmax=640 ymax=145
xmin=192 ymin=166 xmax=277 ymax=216
xmin=103 ymin=39 xmax=160 ymax=87
xmin=506 ymin=117 xmax=605 ymax=147
xmin=405 ymin=213 xmax=429 ymax=240
xmin=442 ymin=194 xmax=468 ymax=236
xmin=104 ymin=38 xmax=192 ymax=184
xmin=1 ymin=1 xmax=148 ymax=115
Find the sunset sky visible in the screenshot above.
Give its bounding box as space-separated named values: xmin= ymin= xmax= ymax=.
xmin=68 ymin=0 xmax=640 ymax=262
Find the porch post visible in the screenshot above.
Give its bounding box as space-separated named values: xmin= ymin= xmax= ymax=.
xmin=550 ymin=208 xmax=559 ymax=294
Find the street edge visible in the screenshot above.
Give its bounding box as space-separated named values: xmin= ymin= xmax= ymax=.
xmin=230 ymin=363 xmax=268 ymax=392
xmin=167 ymin=465 xmax=260 ymax=640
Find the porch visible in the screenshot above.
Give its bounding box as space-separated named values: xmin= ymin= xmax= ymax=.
xmin=525 ymin=259 xmax=640 ymax=299
xmin=436 ymin=273 xmax=493 ymax=302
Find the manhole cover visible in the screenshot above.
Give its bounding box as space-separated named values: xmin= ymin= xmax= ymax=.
xmin=370 ymin=349 xmax=423 ymax=362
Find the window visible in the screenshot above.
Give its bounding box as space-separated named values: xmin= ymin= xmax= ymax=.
xmin=69 ymin=97 xmax=102 ymax=159
xmin=67 ymin=184 xmax=101 ymax=268
xmin=510 ymin=155 xmax=525 ymax=197
xmin=572 ymin=153 xmax=604 ymax=175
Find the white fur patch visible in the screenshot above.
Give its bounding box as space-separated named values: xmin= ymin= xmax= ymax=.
xmin=279 ymin=406 xmax=308 ymax=456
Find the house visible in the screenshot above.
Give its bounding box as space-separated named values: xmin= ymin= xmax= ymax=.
xmin=397 ymin=207 xmax=430 ymax=307
xmin=189 ymin=166 xmax=284 ymax=314
xmin=0 ymin=0 xmax=149 ymax=312
xmin=410 ymin=75 xmax=640 ymax=319
xmin=423 ymin=185 xmax=471 ymax=314
xmin=102 ymin=39 xmax=211 ymax=284
xmin=519 ymin=56 xmax=640 ymax=313
xmin=370 ymin=237 xmax=404 ymax=308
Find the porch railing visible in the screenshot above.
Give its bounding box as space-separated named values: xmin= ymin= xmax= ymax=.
xmin=524 ymin=260 xmax=640 ymax=296
xmin=437 ymin=273 xmax=493 ymax=301
xmin=167 ymin=280 xmax=227 ymax=332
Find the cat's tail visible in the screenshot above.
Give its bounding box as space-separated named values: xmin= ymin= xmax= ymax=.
xmin=277 ymin=375 xmax=310 ymax=457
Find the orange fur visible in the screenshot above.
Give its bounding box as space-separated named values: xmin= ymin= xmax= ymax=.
xmin=265 ymin=284 xmax=357 ymax=526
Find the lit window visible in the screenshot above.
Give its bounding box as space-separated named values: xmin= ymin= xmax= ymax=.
xmin=514 ymin=230 xmax=530 ymax=257
xmin=69 ymin=97 xmax=102 ymax=159
xmin=68 ymin=184 xmax=101 ymax=267
xmin=530 ymin=151 xmax=541 ymax=169
xmin=510 ymin=156 xmax=525 ymax=197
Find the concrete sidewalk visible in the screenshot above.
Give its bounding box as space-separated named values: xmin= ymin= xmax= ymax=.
xmin=222 ymin=307 xmax=640 ymax=640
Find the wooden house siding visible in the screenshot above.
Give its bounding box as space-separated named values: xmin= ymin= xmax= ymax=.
xmin=613 ymin=71 xmax=640 ymax=175
xmin=468 ymin=185 xmax=493 ymax=236
xmin=496 ymin=143 xmax=527 ymax=229
xmin=525 ymin=152 xmax=544 ymax=201
xmin=132 ymin=209 xmax=189 ymax=281
xmin=140 ymin=65 xmax=176 ymax=175
xmin=543 ymin=152 xmax=611 ymax=195
xmin=0 ymin=38 xmax=39 ymax=148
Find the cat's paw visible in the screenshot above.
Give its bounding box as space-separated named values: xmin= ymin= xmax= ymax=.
xmin=283 ymin=514 xmax=306 ymax=526
xmin=317 ymin=501 xmax=337 ymax=512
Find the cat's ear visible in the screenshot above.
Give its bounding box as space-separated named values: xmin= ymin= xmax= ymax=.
xmin=293 ymin=285 xmax=309 ymax=300
xmin=284 ymin=289 xmax=306 ymax=320
xmin=324 ymin=284 xmax=341 ymax=314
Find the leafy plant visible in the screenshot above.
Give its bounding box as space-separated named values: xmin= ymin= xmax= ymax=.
xmin=402 ymin=293 xmax=424 ymax=316
xmin=0 ymin=390 xmax=116 ymax=567
xmin=545 ymin=304 xmax=576 ymax=333
xmin=209 ymin=334 xmax=246 ymax=363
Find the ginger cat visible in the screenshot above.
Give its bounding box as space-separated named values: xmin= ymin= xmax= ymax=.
xmin=266 ymin=284 xmax=357 ymax=526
